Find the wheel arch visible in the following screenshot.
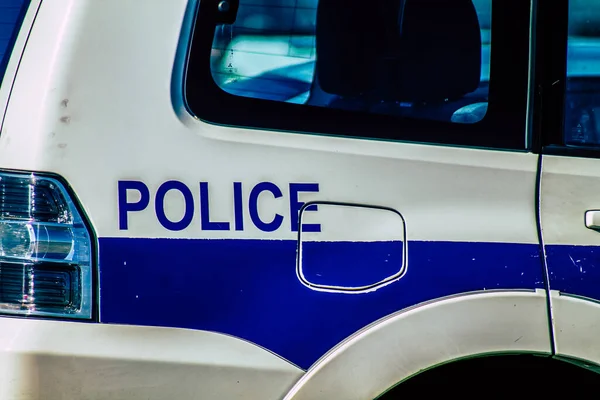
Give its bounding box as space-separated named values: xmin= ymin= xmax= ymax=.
xmin=284 ymin=289 xmax=552 ymax=400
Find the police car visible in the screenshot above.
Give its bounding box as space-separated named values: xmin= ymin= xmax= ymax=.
xmin=1 ymin=0 xmax=600 ymax=398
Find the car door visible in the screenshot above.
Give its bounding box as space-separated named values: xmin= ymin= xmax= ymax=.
xmin=538 ymin=0 xmax=600 ymax=366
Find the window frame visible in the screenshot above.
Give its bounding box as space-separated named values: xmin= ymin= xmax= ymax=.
xmin=184 ymin=0 xmax=532 ymax=151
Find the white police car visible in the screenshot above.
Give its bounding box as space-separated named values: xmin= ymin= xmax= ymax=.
xmin=1 ymin=0 xmax=600 ymax=398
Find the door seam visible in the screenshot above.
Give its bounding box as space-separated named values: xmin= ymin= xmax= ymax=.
xmin=535 ymin=153 xmax=556 ymax=354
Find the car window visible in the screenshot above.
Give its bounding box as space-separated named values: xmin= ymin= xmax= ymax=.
xmin=564 ymin=0 xmax=600 ymax=146
xmin=210 ymin=0 xmax=491 ymax=122
xmin=185 ymin=0 xmax=532 ymax=150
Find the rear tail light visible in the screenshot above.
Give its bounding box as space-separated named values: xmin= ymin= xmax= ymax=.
xmin=0 ymin=172 xmax=92 ymax=319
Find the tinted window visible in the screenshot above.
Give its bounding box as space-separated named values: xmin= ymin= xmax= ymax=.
xmin=564 ymin=0 xmax=600 ymax=146
xmin=211 ymin=0 xmax=491 ymax=124
xmin=0 ymin=0 xmax=30 ymax=87
xmin=185 ymin=0 xmax=531 ymax=150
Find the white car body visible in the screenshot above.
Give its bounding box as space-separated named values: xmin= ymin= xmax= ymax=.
xmin=0 ymin=0 xmax=599 ymax=398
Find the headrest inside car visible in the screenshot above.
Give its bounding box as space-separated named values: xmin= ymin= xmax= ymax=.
xmin=316 ymin=0 xmax=482 ymax=103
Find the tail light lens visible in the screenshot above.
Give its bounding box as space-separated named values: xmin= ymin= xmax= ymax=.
xmin=0 ymin=172 xmax=92 ymax=319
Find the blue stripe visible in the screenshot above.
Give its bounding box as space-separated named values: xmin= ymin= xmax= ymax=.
xmin=301 ymin=240 xmax=404 ymax=287
xmin=546 ymin=244 xmax=600 ymax=301
xmin=99 ymin=238 xmax=544 ymax=369
xmin=0 ymin=0 xmax=29 ymax=83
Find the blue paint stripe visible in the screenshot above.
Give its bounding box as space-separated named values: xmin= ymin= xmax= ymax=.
xmin=99 ymin=238 xmax=544 ymax=369
xmin=546 ymin=244 xmax=600 ymax=301
xmin=0 ymin=0 xmax=29 ymax=84
xmin=301 ymin=240 xmax=404 ymax=287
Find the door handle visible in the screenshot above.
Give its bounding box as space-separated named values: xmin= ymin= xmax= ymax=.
xmin=585 ymin=210 xmax=600 ymax=231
